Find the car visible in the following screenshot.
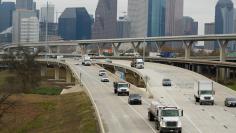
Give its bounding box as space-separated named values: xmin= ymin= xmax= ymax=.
xmin=101 ymin=75 xmax=109 ymax=82
xmin=99 ymin=69 xmax=106 ymax=76
xmin=162 ymin=79 xmax=171 ymax=86
xmin=128 ymin=94 xmax=142 ymax=105
xmin=225 ymin=97 xmax=236 ymax=107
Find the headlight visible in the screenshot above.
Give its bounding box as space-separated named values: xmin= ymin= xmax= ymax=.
xmin=200 ymin=97 xmax=204 ymax=100
xmin=177 ymin=122 xmax=182 ymax=127
xmin=160 ymin=121 xmax=166 ymax=127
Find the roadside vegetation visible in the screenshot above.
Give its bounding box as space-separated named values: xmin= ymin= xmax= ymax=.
xmin=0 ymin=47 xmax=99 ymax=133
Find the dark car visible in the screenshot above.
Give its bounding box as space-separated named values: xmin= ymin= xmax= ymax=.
xmin=225 ymin=97 xmax=236 ymax=107
xmin=162 ymin=79 xmax=171 ymax=86
xmin=128 ymin=94 xmax=142 ymax=105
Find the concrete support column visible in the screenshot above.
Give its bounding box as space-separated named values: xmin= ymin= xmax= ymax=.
xmin=66 ymin=69 xmax=72 ymax=83
xmin=112 ymin=42 xmax=121 ymax=56
xmin=191 ymin=64 xmax=195 ymax=71
xmin=216 ymin=67 xmax=219 ymax=82
xmin=226 ymin=68 xmax=231 ymax=79
xmin=217 ymin=40 xmax=228 ymax=62
xmin=155 ymin=42 xmax=165 ymax=53
xmin=75 ymin=45 xmax=80 ymax=54
xmin=132 ymin=42 xmax=141 ymax=53
xmin=40 ymin=66 xmax=47 ymax=77
xmin=56 ymin=46 xmax=60 ymax=53
xmin=54 ymin=67 xmax=60 ymax=80
xmin=97 ymin=43 xmax=101 ymax=56
xmin=197 ymin=65 xmax=202 ymax=73
xmin=183 ymin=41 xmax=194 ymax=59
xmin=48 ymin=47 xmax=52 ymax=54
xmin=80 ymin=44 xmax=87 ymax=56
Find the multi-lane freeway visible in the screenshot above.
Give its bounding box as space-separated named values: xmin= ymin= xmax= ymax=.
xmin=66 ymin=59 xmax=236 ymax=133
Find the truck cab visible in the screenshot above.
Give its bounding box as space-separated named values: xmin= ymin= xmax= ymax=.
xmin=113 ymin=82 xmax=130 ymax=96
xmin=194 ymin=80 xmax=214 ymax=105
xmin=131 ymin=59 xmax=144 ymax=69
xmin=148 ymin=101 xmax=183 ymax=133
xmin=82 ymin=56 xmax=92 ymax=66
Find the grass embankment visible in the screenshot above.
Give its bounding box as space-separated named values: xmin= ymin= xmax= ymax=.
xmin=0 ymin=71 xmax=99 ymax=133
xmin=227 ymin=84 xmax=236 ymax=91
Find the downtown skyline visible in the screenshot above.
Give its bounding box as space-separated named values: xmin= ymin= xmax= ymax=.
xmin=2 ymin=0 xmax=236 ymax=35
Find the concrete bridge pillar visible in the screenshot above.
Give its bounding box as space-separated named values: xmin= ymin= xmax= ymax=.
xmin=197 ymin=65 xmax=202 ymax=74
xmin=112 ymin=42 xmax=121 ymax=56
xmin=48 ymin=46 xmax=52 ymax=54
xmin=66 ymin=69 xmax=72 ymax=83
xmin=97 ymin=43 xmax=102 ymax=56
xmin=56 ymin=46 xmax=60 ymax=53
xmin=183 ymin=41 xmax=194 ymax=59
xmin=155 ymin=41 xmax=165 ymax=53
xmin=218 ymin=40 xmax=228 ymax=62
xmin=132 ymin=42 xmax=141 ymax=53
xmin=75 ymin=45 xmax=80 ymax=54
xmin=80 ymin=44 xmax=87 ymax=56
xmin=40 ymin=66 xmax=47 ymax=77
xmin=55 ymin=67 xmax=60 ymax=80
xmin=226 ymin=68 xmax=231 ymax=79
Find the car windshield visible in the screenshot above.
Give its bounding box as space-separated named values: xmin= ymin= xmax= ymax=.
xmin=100 ymin=70 xmax=105 ymax=72
xmin=137 ymin=62 xmax=143 ymax=64
xmin=200 ymin=90 xmax=212 ymax=95
xmin=130 ymin=94 xmax=141 ymax=99
xmin=118 ymin=83 xmax=128 ymax=88
xmin=161 ymin=110 xmax=179 ymax=117
xmin=228 ymin=98 xmax=236 ymax=101
xmin=163 ymin=79 xmax=170 ymax=82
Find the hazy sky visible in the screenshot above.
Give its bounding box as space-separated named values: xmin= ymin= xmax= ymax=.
xmin=3 ymin=0 xmax=236 ymax=35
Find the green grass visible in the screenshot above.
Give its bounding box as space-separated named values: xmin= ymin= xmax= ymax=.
xmin=0 ymin=92 xmax=98 ymax=133
xmin=227 ymin=84 xmax=236 ymax=91
xmin=31 ymin=87 xmax=63 ymax=95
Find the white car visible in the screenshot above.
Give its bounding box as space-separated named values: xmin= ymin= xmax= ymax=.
xmin=101 ymin=75 xmax=109 ymax=82
xmin=99 ymin=69 xmax=106 ymax=76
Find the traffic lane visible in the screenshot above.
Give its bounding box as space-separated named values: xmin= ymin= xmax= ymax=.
xmin=69 ymin=63 xmax=156 ymax=133
xmin=111 ymin=60 xmax=236 ymax=133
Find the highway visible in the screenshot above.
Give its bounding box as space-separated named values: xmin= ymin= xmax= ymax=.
xmin=108 ymin=60 xmax=236 ymax=133
xmin=67 ymin=60 xmax=157 ymax=133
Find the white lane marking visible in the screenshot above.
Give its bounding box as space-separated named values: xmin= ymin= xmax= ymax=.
xmin=75 ymin=64 xmax=156 ymax=133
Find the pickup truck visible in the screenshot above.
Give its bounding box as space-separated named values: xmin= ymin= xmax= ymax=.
xmin=113 ymin=81 xmax=130 ymax=96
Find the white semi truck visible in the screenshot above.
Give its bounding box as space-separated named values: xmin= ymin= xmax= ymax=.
xmin=82 ymin=56 xmax=92 ymax=66
xmin=130 ymin=58 xmax=144 ymax=69
xmin=113 ymin=81 xmax=130 ymax=96
xmin=148 ymin=101 xmax=183 ymax=133
xmin=194 ymin=80 xmax=215 ymax=105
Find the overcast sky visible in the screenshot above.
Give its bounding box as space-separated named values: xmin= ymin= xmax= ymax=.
xmin=3 ymin=0 xmax=236 ymax=35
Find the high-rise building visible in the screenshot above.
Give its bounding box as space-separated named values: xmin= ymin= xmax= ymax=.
xmin=117 ymin=16 xmax=131 ymax=38
xmin=12 ymin=9 xmax=39 ymax=43
xmin=58 ymin=7 xmax=92 ymax=40
xmin=148 ymin=0 xmax=166 ymax=37
xmin=92 ymin=0 xmax=117 ymax=39
xmin=182 ymin=16 xmax=198 ymax=35
xmin=16 ymin=0 xmax=34 ymax=10
xmin=204 ymin=23 xmax=216 ymax=50
xmin=165 ymin=0 xmax=184 ymax=36
xmin=128 ymin=0 xmax=148 ymax=38
xmin=0 ymin=2 xmax=15 ymax=33
xmin=0 ymin=27 xmax=12 ymax=44
xmin=215 ymin=0 xmax=234 ymax=50
xmin=40 ymin=4 xmax=55 ymax=23
xmin=39 ymin=22 xmax=58 ymax=41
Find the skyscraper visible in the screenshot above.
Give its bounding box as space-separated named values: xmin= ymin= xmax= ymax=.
xmin=92 ymin=0 xmax=117 ymax=39
xmin=165 ymin=0 xmax=184 ymax=36
xmin=128 ymin=0 xmax=148 ymax=38
xmin=0 ymin=2 xmax=15 ymax=32
xmin=182 ymin=16 xmax=198 ymax=35
xmin=204 ymin=23 xmax=216 ymax=50
xmin=58 ymin=7 xmax=92 ymax=40
xmin=16 ymin=0 xmax=33 ymax=10
xmin=12 ymin=9 xmax=39 ymax=43
xmin=117 ymin=16 xmax=131 ymax=38
xmin=215 ymin=0 xmax=234 ymax=50
xmin=40 ymin=4 xmax=55 ymax=23
xmin=148 ymin=0 xmax=166 ymax=37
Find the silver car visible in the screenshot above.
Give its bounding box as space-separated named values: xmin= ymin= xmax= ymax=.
xmin=225 ymin=97 xmax=236 ymax=107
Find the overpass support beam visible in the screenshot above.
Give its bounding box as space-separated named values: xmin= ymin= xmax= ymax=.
xmin=54 ymin=67 xmax=60 ymax=80
xmin=218 ymin=40 xmax=228 ymax=62
xmin=80 ymin=44 xmax=87 ymax=56
xmin=183 ymin=41 xmax=194 ymax=59
xmin=40 ymin=66 xmax=47 ymax=77
xmin=155 ymin=42 xmax=165 ymax=53
xmin=112 ymin=42 xmax=121 ymax=56
xmin=132 ymin=42 xmax=141 ymax=53
xmin=66 ymin=69 xmax=72 ymax=83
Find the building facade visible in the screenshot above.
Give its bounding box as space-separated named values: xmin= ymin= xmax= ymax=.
xmin=148 ymin=0 xmax=166 ymax=37
xmin=12 ymin=9 xmax=39 ymax=43
xmin=92 ymin=0 xmax=117 ymax=39
xmin=16 ymin=0 xmax=34 ymax=10
xmin=215 ymin=0 xmax=234 ymax=50
xmin=58 ymin=7 xmax=92 ymax=40
xmin=39 ymin=22 xmax=58 ymax=41
xmin=128 ymin=0 xmax=148 ymax=38
xmin=0 ymin=2 xmax=15 ymax=33
xmin=117 ymin=16 xmax=131 ymax=38
xmin=204 ymin=23 xmax=216 ymax=50
xmin=182 ymin=16 xmax=198 ymax=35
xmin=40 ymin=4 xmax=55 ymax=23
